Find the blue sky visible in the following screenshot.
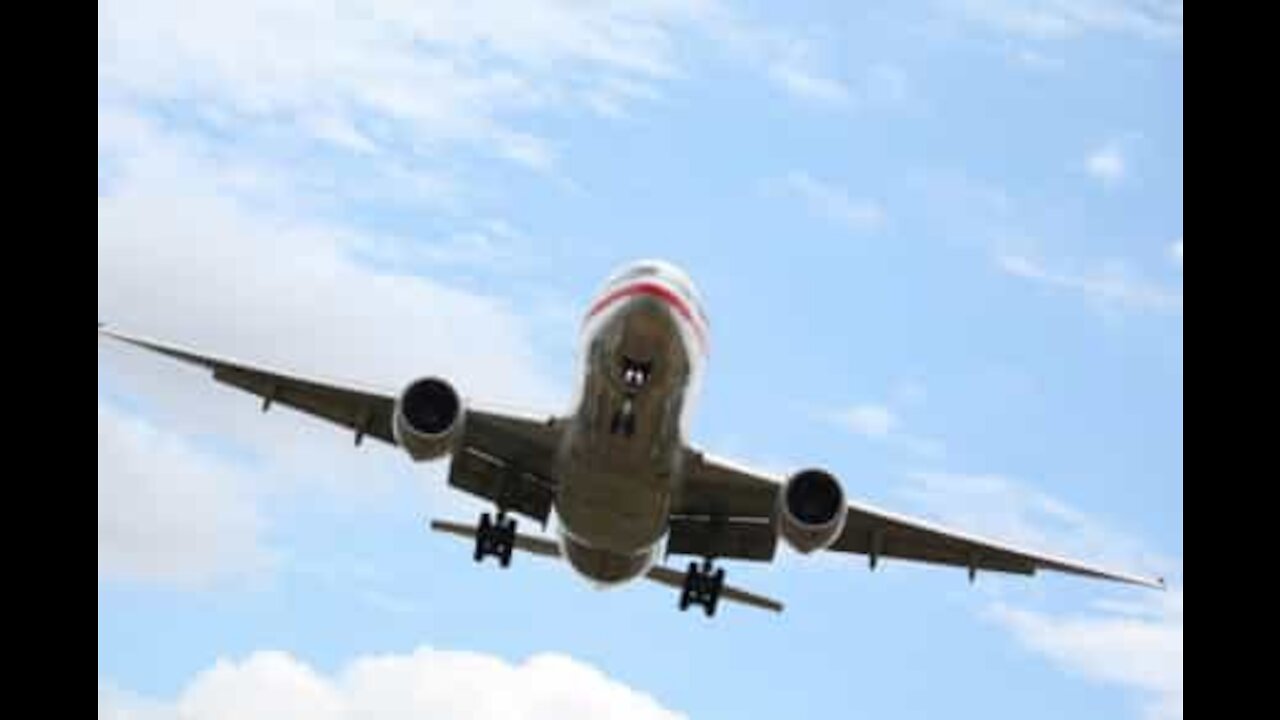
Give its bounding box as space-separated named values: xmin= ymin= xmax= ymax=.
xmin=98 ymin=1 xmax=1182 ymax=718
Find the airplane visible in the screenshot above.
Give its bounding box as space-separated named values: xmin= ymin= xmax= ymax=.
xmin=97 ymin=259 xmax=1164 ymax=616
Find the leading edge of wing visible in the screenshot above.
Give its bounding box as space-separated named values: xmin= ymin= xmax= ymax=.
xmin=696 ymin=451 xmax=1165 ymax=591
xmin=98 ymin=322 xmax=399 ymax=398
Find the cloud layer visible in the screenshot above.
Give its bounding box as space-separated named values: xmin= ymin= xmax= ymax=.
xmin=897 ymin=470 xmax=1181 ymax=718
xmin=990 ymin=588 xmax=1183 ymax=720
xmin=770 ymin=172 xmax=887 ymax=232
xmin=997 ymin=254 xmax=1182 ymax=315
xmin=98 ymin=103 xmax=566 ymax=585
xmin=98 ymin=400 xmax=268 ymax=585
xmin=99 ymin=648 xmax=684 ymax=720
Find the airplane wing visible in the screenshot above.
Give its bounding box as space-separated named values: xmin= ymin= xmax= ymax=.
xmin=98 ymin=325 xmax=562 ymax=521
xmin=674 ymin=450 xmax=1165 ymax=590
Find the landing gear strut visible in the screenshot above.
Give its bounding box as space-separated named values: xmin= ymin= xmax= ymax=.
xmin=610 ymin=398 xmax=637 ymax=437
xmin=473 ymin=511 xmax=517 ymax=568
xmin=678 ymin=559 xmax=725 ymax=617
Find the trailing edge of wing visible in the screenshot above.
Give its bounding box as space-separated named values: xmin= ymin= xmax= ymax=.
xmin=836 ymin=496 xmax=1166 ymax=590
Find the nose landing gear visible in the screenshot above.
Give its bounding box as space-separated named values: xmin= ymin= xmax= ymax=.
xmin=620 ymin=357 xmax=652 ymax=390
xmin=610 ymin=398 xmax=637 ymax=437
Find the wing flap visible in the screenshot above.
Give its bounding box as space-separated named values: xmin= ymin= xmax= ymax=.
xmin=675 ymin=451 xmax=779 ymax=518
xmin=448 ymin=447 xmax=556 ymax=524
xmin=666 ymin=515 xmax=778 ymax=562
xmin=215 ymin=366 xmax=396 ymax=445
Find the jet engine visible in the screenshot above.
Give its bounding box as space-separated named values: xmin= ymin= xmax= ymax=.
xmin=393 ymin=377 xmax=465 ymax=461
xmin=778 ymin=469 xmax=848 ymax=554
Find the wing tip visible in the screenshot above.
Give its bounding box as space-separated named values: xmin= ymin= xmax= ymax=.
xmin=1112 ymin=571 xmax=1166 ymax=591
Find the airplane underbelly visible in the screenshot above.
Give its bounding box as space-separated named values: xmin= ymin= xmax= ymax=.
xmin=556 ymin=289 xmax=690 ymax=583
xmin=556 ymin=466 xmax=670 ymax=555
xmin=560 ymin=534 xmax=657 ymax=586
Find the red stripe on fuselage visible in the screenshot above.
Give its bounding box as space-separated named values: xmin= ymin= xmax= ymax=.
xmin=585 ymin=281 xmax=707 ymax=354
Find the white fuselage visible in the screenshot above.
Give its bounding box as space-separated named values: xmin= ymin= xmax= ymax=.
xmin=553 ymin=262 xmax=709 ymax=586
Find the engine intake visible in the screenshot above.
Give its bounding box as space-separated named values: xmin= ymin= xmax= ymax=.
xmin=778 ymin=469 xmax=848 ymax=554
xmin=394 ymin=377 xmax=464 ymax=461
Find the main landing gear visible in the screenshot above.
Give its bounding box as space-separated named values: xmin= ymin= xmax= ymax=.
xmin=473 ymin=511 xmax=517 ymax=568
xmin=679 ymin=559 xmax=726 ymax=617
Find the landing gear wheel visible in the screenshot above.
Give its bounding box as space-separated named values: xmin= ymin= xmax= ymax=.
xmin=473 ymin=511 xmax=517 ymax=567
xmin=677 ymin=559 xmax=725 ymax=617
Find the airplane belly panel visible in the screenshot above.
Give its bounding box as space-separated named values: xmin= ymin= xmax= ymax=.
xmin=561 ymin=534 xmax=657 ymax=586
xmin=556 ymin=465 xmax=671 ymax=555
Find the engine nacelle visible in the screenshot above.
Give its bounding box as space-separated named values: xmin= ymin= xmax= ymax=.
xmin=778 ymin=469 xmax=848 ymax=554
xmin=393 ymin=377 xmax=465 ymax=462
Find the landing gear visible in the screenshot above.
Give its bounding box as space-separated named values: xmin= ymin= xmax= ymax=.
xmin=610 ymin=398 xmax=637 ymax=437
xmin=620 ymin=357 xmax=652 ymax=390
xmin=473 ymin=512 xmax=517 ymax=568
xmin=678 ymin=559 xmax=725 ymax=617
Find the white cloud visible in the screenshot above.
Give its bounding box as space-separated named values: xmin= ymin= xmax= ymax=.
xmin=894 ymin=470 xmax=1180 ymax=716
xmin=1169 ymin=238 xmax=1183 ymax=269
xmin=583 ymin=76 xmax=663 ymax=119
xmin=997 ymin=254 xmax=1182 ymax=315
xmin=833 ymin=404 xmax=899 ymax=438
xmin=765 ymin=39 xmax=852 ymax=105
xmin=827 ymin=400 xmax=944 ymax=458
xmin=768 ymin=62 xmax=852 ymax=105
xmin=99 ymin=648 xmax=684 ymax=720
xmin=989 ymin=588 xmax=1183 ymax=720
xmin=772 ymin=172 xmax=887 ymax=232
xmin=99 ymin=683 xmax=172 ymax=720
xmin=897 ymin=471 xmax=1171 ymax=579
xmin=98 ymin=0 xmax=864 ymax=182
xmin=1085 ymin=143 xmax=1126 ymax=186
xmin=763 ymin=44 xmax=907 ymax=109
xmin=98 ymin=400 xmax=268 ymax=586
xmin=98 ymin=0 xmax=731 ymax=172
xmin=1011 ymin=48 xmax=1065 ymax=71
xmin=951 ymin=0 xmax=1183 ymax=43
xmin=97 ymin=105 xmax=566 ymax=586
